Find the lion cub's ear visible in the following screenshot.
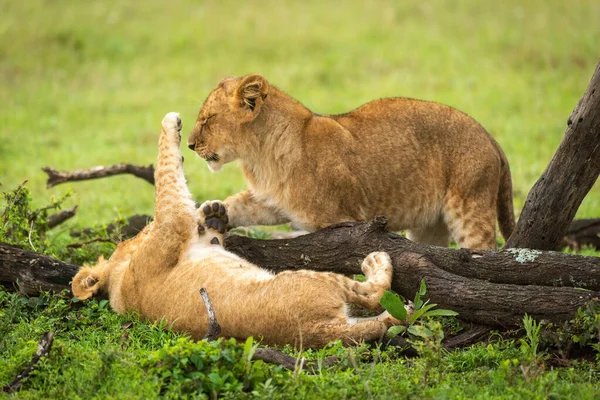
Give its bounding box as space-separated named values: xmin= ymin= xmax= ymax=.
xmin=233 ymin=74 xmax=269 ymax=117
xmin=71 ymin=257 xmax=107 ymax=300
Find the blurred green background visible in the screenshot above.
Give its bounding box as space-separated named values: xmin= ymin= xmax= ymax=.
xmin=1 ymin=0 xmax=599 ymax=227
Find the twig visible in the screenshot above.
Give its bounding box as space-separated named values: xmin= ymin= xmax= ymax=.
xmin=42 ymin=163 xmax=155 ymax=188
xmin=66 ymin=237 xmax=117 ymax=249
xmin=70 ymin=214 xmax=152 ymax=240
xmin=47 ymin=206 xmax=78 ymax=229
xmin=252 ymin=348 xmax=339 ymax=373
xmin=2 ymin=332 xmax=54 ymax=393
xmin=443 ymin=324 xmax=492 ymax=349
xmin=27 ymin=221 xmax=37 ymax=252
xmin=200 ymin=288 xmax=222 ymax=341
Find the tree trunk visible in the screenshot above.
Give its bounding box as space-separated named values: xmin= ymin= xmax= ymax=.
xmin=3 ymin=217 xmax=599 ymax=327
xmin=506 ymin=60 xmax=600 ymax=250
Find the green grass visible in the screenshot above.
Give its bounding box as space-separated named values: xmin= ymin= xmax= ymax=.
xmin=1 ymin=289 xmax=599 ymax=399
xmin=1 ymin=0 xmax=599 ymax=226
xmin=1 ymin=0 xmax=600 ymax=398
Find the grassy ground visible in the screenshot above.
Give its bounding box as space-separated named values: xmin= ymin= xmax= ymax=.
xmin=1 ymin=0 xmax=600 ymax=398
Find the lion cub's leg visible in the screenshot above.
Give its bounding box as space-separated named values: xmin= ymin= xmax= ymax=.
xmin=405 ymin=217 xmax=451 ymax=247
xmin=310 ymin=252 xmax=393 ymax=311
xmin=223 ymin=190 xmax=290 ymax=228
xmin=131 ymin=113 xmax=198 ymax=272
xmin=443 ymin=194 xmax=497 ymax=250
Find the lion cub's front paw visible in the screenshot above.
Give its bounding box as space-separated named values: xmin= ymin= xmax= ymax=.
xmin=198 ymin=200 xmax=229 ymax=234
xmin=161 ymin=112 xmax=182 ymax=141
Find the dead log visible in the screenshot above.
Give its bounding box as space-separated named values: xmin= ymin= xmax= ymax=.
xmin=42 ymin=163 xmax=155 ymax=188
xmin=2 ymin=217 xmax=599 ymax=327
xmin=0 ymin=243 xmax=79 ymax=295
xmin=506 ymin=60 xmax=600 ymax=250
xmin=224 ymin=217 xmax=600 ymax=327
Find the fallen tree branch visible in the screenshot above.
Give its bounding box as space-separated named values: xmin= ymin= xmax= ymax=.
xmin=200 ymin=288 xmax=221 ymax=341
xmin=42 ymin=163 xmax=155 ymax=188
xmin=224 ymin=217 xmax=600 ymax=327
xmin=2 ymin=218 xmax=599 ymax=327
xmin=47 ymin=206 xmax=78 ymax=229
xmin=2 ymin=332 xmax=54 ymax=393
xmin=0 ymin=243 xmax=79 ymax=295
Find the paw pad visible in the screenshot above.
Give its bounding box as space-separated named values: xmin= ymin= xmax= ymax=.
xmin=199 ymin=201 xmax=229 ymax=234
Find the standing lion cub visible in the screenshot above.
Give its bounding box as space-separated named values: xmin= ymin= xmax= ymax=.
xmin=72 ymin=112 xmax=401 ymax=347
xmin=188 ymin=75 xmax=515 ymax=249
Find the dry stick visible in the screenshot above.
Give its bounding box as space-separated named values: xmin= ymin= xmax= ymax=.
xmin=200 ymin=288 xmax=222 ymax=341
xmin=66 ymin=237 xmax=117 ymax=249
xmin=42 ymin=163 xmax=155 ymax=188
xmin=2 ymin=332 xmax=54 ymax=393
xmin=47 ymin=206 xmax=78 ymax=229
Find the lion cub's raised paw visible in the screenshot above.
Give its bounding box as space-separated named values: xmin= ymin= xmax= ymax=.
xmin=161 ymin=112 xmax=182 ymax=141
xmin=198 ymin=200 xmax=229 ymax=235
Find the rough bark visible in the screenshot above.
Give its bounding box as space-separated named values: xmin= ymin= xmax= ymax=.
xmin=2 ymin=217 xmax=599 ymax=327
xmin=42 ymin=163 xmax=155 ymax=188
xmin=506 ymin=60 xmax=600 ymax=250
xmin=0 ymin=243 xmax=79 ymax=295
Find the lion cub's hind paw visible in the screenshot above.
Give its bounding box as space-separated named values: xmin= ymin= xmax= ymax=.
xmin=161 ymin=112 xmax=182 ymax=140
xmin=361 ymin=251 xmax=392 ymax=279
xmin=199 ymin=201 xmax=229 ymax=234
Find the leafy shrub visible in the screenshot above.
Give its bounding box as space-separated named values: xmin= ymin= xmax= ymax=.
xmin=145 ymin=337 xmax=283 ymax=397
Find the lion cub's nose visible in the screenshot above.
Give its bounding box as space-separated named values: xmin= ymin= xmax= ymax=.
xmin=188 ymin=143 xmax=195 ymax=151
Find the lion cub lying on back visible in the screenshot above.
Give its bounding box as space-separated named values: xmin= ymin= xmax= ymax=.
xmin=72 ymin=113 xmax=399 ymax=347
xmin=188 ymin=75 xmax=515 ymax=249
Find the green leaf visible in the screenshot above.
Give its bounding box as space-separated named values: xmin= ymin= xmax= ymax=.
xmin=413 ymin=292 xmax=423 ymax=310
xmin=422 ymin=309 xmax=459 ymax=318
xmin=407 ymin=324 xmax=433 ymax=338
xmin=243 ymin=336 xmax=256 ymax=362
xmin=379 ymin=291 xmax=407 ymax=321
xmin=419 ymin=279 xmax=427 ymax=296
xmin=98 ymin=299 xmax=109 ymax=309
xmin=386 ymin=325 xmax=407 ymax=339
xmin=409 ymin=303 xmax=438 ymax=324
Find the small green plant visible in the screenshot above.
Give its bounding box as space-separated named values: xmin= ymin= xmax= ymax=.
xmin=0 ymin=182 xmax=70 ymax=251
xmin=379 ymin=279 xmax=458 ymax=339
xmin=520 ymin=314 xmax=542 ymax=361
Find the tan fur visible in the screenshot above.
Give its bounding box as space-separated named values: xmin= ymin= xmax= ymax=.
xmin=72 ymin=112 xmax=402 ymax=348
xmin=188 ymin=75 xmax=515 ymax=250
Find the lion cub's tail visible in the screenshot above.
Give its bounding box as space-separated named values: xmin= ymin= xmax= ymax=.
xmin=497 ymin=151 xmax=516 ymax=241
